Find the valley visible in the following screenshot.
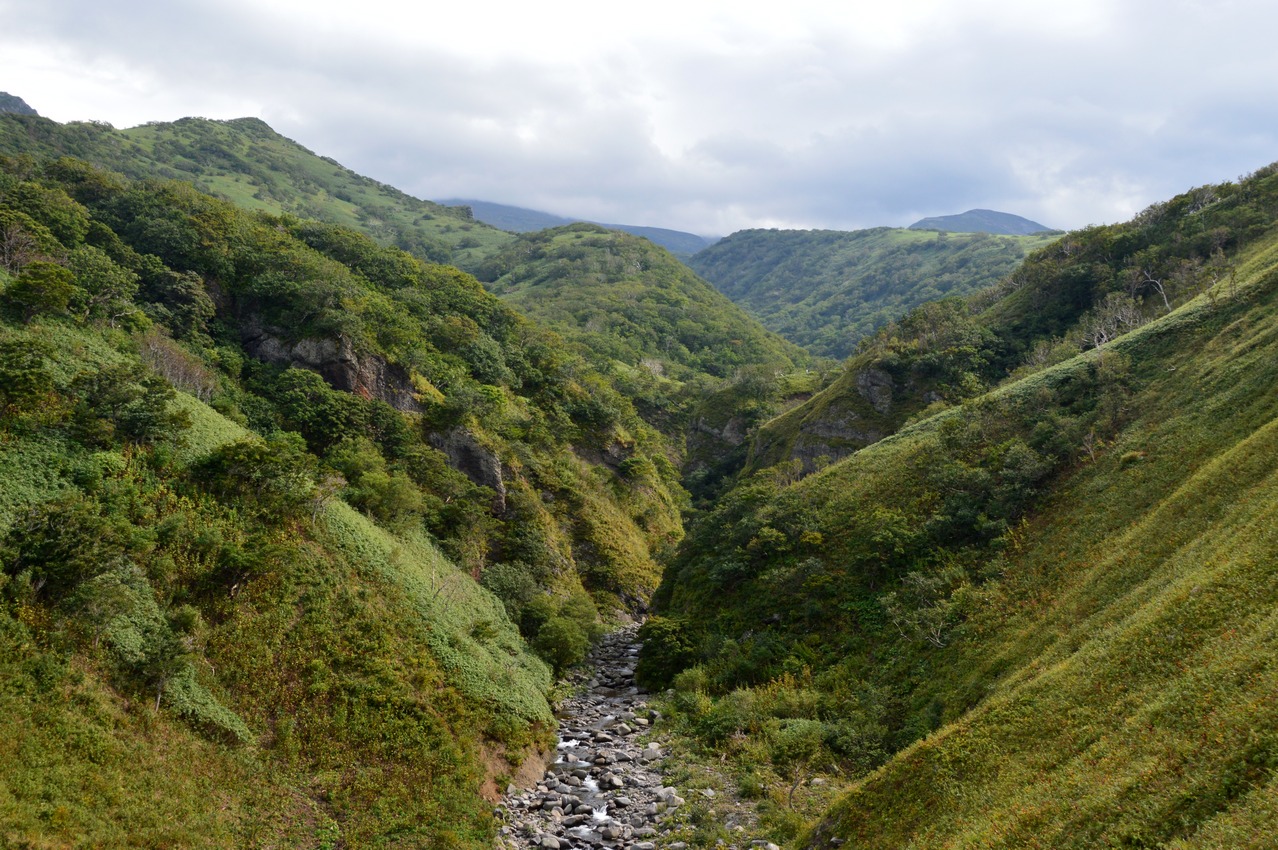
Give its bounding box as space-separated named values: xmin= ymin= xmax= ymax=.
xmin=1 ymin=103 xmax=1277 ymax=850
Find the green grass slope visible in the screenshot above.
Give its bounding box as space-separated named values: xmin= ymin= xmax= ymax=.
xmin=646 ymin=165 xmax=1278 ymax=846
xmin=807 ymin=232 xmax=1278 ymax=849
xmin=688 ymin=227 xmax=1056 ymax=358
xmin=0 ymin=112 xmax=515 ymax=269
xmin=0 ymin=325 xmax=553 ymax=849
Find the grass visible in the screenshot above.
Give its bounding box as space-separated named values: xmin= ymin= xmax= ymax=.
xmin=797 ymin=222 xmax=1278 ymax=848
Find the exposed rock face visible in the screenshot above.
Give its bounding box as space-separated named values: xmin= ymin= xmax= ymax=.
xmin=431 ymin=428 xmax=507 ymax=513
xmin=854 ymin=367 xmax=895 ymax=415
xmin=692 ymin=414 xmax=750 ymax=448
xmin=240 ymin=322 xmax=422 ymax=413
xmin=746 ymin=365 xmax=906 ymax=476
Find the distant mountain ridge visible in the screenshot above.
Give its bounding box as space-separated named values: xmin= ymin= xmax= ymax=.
xmin=908 ymin=208 xmax=1053 ymax=235
xmin=688 ymin=226 xmax=1056 ymax=358
xmin=0 ymin=92 xmax=37 ymax=115
xmin=438 ymin=197 xmax=718 ymax=259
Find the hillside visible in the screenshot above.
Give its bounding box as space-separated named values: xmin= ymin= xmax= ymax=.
xmin=0 ymin=112 xmax=515 ymax=269
xmin=438 ymin=198 xmax=718 ymax=258
xmin=644 ymin=162 xmax=1278 ymax=846
xmin=908 ymin=208 xmax=1054 ymax=235
xmin=0 ymin=154 xmax=698 ymax=847
xmin=0 ymin=92 xmax=37 ymax=116
xmin=472 ymin=224 xmax=809 ymax=461
xmin=687 ymin=226 xmax=1056 ymax=358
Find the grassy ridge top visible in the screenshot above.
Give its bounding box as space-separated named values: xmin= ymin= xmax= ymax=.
xmin=688 ymin=227 xmax=1055 ymax=358
xmin=0 ymin=113 xmax=515 ymax=269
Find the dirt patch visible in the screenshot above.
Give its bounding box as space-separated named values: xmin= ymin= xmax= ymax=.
xmin=479 ymin=741 xmax=551 ymax=803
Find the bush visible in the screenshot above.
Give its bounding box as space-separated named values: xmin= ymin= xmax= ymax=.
xmin=533 ymin=615 xmax=589 ymax=675
xmin=636 ymin=616 xmax=700 ymax=689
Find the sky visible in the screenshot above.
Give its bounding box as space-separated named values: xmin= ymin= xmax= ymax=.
xmin=3 ymin=0 xmax=1278 ymax=237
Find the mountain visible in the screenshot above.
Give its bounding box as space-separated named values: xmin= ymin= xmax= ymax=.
xmin=0 ymin=92 xmax=37 ymax=115
xmin=644 ymin=162 xmax=1278 ymax=847
xmin=908 ymin=207 xmax=1054 ymax=234
xmin=439 ymin=197 xmax=718 ymax=259
xmin=688 ymin=226 xmax=1056 ymax=358
xmin=0 ymin=151 xmax=698 ymax=847
xmin=473 ymin=223 xmax=809 ymax=472
xmin=0 ymin=112 xmax=517 ymax=270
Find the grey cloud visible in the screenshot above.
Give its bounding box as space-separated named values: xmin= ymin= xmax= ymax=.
xmin=5 ymin=1 xmax=1278 ymax=235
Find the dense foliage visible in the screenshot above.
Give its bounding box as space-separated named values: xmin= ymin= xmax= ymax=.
xmin=689 ymin=227 xmax=1055 ymax=358
xmin=0 ymin=112 xmax=515 ymax=269
xmin=478 ymin=224 xmax=802 ymax=380
xmin=0 ymin=151 xmax=698 ymax=847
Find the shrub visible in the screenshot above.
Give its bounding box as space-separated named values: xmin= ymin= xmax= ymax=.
xmin=636 ymin=616 xmax=699 ymax=689
xmin=533 ymin=615 xmax=589 ymax=675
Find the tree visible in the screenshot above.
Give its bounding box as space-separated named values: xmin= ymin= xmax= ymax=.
xmin=68 ymin=244 xmax=140 ymax=326
xmin=141 ymin=626 xmax=194 ymax=713
xmin=532 ymin=615 xmax=589 ymax=674
xmin=768 ymin=718 xmax=828 ymax=808
xmin=4 ymin=260 xmax=78 ymax=322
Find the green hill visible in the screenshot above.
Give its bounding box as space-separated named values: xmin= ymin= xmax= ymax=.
xmin=908 ymin=208 xmax=1054 ymax=235
xmin=0 ymin=112 xmax=515 ymax=270
xmin=437 ymin=198 xmax=718 ymax=259
xmin=0 ymin=154 xmax=696 ymax=847
xmin=645 ymin=162 xmax=1278 ymax=847
xmin=473 ymin=224 xmax=810 ymax=467
xmin=687 ymin=226 xmax=1056 ymax=358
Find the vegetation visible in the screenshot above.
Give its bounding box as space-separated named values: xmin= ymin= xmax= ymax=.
xmin=478 ymin=224 xmax=802 ymax=381
xmin=0 ymin=151 xmax=699 ymax=847
xmin=648 ymin=162 xmax=1278 ymax=846
xmin=0 ymin=112 xmax=515 ymax=270
xmin=689 ymin=226 xmax=1055 ymax=358
xmin=436 ymin=198 xmax=717 ymax=259
xmin=907 ymin=208 xmax=1054 ymax=235
xmin=6 ymin=101 xmax=1278 ymax=849
xmin=475 ymin=224 xmax=810 ymax=458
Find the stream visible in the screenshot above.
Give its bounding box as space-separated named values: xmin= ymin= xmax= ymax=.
xmin=495 ymin=626 xmax=713 ymax=849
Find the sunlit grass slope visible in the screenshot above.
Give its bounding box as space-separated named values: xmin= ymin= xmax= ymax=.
xmin=0 ymin=326 xmax=552 ymax=849
xmin=804 ymin=226 xmax=1278 ymax=848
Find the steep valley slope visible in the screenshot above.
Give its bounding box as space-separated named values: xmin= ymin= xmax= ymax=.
xmin=646 ymin=164 xmax=1278 ymax=847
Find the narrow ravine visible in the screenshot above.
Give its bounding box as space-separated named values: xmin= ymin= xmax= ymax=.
xmin=496 ymin=625 xmax=678 ymax=849
xmin=495 ymin=627 xmax=775 ymax=850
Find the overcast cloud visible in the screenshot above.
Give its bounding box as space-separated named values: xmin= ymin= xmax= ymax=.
xmin=3 ymin=0 xmax=1277 ymax=235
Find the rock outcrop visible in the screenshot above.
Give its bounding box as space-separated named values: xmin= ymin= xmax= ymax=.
xmin=240 ymin=322 xmax=422 ymax=413
xmin=430 ymin=428 xmax=507 ymax=512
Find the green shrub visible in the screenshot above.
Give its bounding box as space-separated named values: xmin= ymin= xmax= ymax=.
xmin=635 ymin=615 xmax=699 ymax=689
xmin=532 ymin=615 xmax=589 ymax=675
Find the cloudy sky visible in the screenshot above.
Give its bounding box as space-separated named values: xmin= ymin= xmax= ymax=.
xmin=3 ymin=0 xmax=1277 ymax=236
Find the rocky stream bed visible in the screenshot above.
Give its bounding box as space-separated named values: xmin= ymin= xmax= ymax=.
xmin=495 ymin=626 xmax=776 ymax=850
